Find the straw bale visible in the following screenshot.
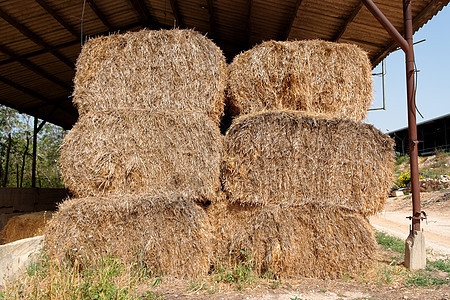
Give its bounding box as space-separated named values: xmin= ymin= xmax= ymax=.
xmin=73 ymin=29 xmax=227 ymax=123
xmin=59 ymin=109 xmax=222 ymax=201
xmin=208 ymin=201 xmax=376 ymax=279
xmin=45 ymin=193 xmax=213 ymax=278
xmin=0 ymin=211 xmax=52 ymax=244
xmin=227 ymin=40 xmax=373 ymax=121
xmin=222 ymin=111 xmax=394 ymax=215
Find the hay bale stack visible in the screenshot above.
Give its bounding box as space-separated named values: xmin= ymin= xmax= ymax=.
xmin=59 ymin=110 xmax=222 ymax=201
xmin=208 ymin=201 xmax=376 ymax=279
xmin=227 ymin=40 xmax=372 ymax=122
xmin=0 ymin=212 xmax=52 ymax=244
xmin=221 ymin=110 xmax=394 ymax=215
xmin=73 ymin=29 xmax=227 ymax=124
xmin=45 ymin=193 xmax=213 ymax=278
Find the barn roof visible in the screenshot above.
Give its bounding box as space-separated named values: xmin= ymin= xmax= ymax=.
xmin=0 ymin=0 xmax=447 ymax=129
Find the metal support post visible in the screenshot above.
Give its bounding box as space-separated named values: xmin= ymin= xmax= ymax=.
xmin=403 ymin=0 xmax=421 ymax=233
xmin=362 ymin=0 xmax=425 ymax=269
xmin=31 ymin=116 xmax=38 ymax=188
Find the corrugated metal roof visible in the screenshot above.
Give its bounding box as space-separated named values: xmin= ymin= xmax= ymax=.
xmin=0 ymin=0 xmax=447 ymax=129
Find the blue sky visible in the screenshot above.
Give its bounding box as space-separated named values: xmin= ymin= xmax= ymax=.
xmin=366 ymin=6 xmax=450 ymax=133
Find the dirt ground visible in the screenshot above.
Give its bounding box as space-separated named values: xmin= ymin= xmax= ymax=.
xmin=371 ymin=190 xmax=450 ymax=257
xmin=148 ymin=262 xmax=450 ymax=299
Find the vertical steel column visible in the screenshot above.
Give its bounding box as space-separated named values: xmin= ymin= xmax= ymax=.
xmin=32 ymin=116 xmax=38 ymax=188
xmin=404 ymin=0 xmax=421 ymax=232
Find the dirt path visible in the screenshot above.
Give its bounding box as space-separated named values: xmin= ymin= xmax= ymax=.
xmin=370 ymin=190 xmax=450 ymax=257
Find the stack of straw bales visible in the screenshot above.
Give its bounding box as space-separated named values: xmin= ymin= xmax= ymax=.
xmin=60 ymin=29 xmax=226 ymax=200
xmin=47 ymin=29 xmax=226 ymax=277
xmin=209 ymin=40 xmax=394 ymax=279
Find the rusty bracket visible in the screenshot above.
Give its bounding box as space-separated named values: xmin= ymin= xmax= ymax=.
xmin=406 ymin=211 xmax=427 ymax=224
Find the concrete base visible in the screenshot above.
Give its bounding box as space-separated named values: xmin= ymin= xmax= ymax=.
xmin=404 ymin=230 xmax=426 ymax=270
xmin=0 ymin=235 xmax=44 ymax=286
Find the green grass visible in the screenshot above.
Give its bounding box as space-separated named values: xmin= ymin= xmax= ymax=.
xmin=428 ymin=258 xmax=450 ymax=274
xmin=395 ymin=153 xmax=409 ymax=166
xmin=213 ymin=261 xmax=256 ymax=291
xmin=1 ymin=250 xmax=163 ymax=299
xmin=374 ymin=232 xmax=449 ymax=288
xmin=406 ymin=272 xmax=448 ymax=287
xmin=375 ymin=231 xmax=405 ymax=254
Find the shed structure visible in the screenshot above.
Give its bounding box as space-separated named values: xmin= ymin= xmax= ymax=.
xmin=390 ymin=113 xmax=450 ymax=156
xmin=1 ymin=0 xmax=449 ymax=265
xmin=0 ymin=0 xmax=447 ymax=129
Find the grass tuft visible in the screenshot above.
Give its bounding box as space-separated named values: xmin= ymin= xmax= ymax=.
xmin=428 ymin=258 xmax=450 ymax=274
xmin=375 ymin=231 xmax=405 ymax=254
xmin=1 ymin=249 xmax=162 ymax=299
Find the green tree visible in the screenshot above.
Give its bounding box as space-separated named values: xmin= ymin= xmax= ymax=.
xmin=0 ymin=105 xmax=66 ymax=188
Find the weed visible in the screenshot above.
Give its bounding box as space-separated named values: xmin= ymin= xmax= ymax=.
xmin=141 ymin=290 xmax=164 ymax=299
xmin=341 ymin=272 xmax=351 ymax=282
xmin=406 ymin=272 xmax=448 ymax=287
xmin=212 ymin=250 xmax=257 ymax=290
xmin=2 ymin=250 xmax=163 ymax=299
xmin=375 ymin=231 xmax=405 ymax=253
xmin=187 ymin=279 xmax=207 ymax=293
xmin=428 ymin=258 xmax=450 ymax=273
xmin=152 ymin=276 xmax=162 ymax=288
xmin=395 ymin=153 xmax=409 ymax=166
xmin=271 ymin=279 xmax=282 ymax=289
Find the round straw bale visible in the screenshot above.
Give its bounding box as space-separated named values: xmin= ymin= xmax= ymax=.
xmin=45 ymin=193 xmax=213 ymax=278
xmin=73 ymin=29 xmax=227 ymax=123
xmin=208 ymin=201 xmax=376 ymax=279
xmin=228 ymin=40 xmax=373 ymax=121
xmin=222 ymin=110 xmax=394 ymax=215
xmin=59 ymin=109 xmax=223 ymax=201
xmin=0 ymin=211 xmax=52 ymax=244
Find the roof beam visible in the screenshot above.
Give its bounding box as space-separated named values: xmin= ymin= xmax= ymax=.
xmin=283 ymin=0 xmax=304 ymax=40
xmin=127 ymin=0 xmax=157 ymax=28
xmin=371 ymin=0 xmax=445 ymax=67
xmin=0 ymin=8 xmax=74 ymax=69
xmin=34 ymin=0 xmax=79 ymax=38
xmin=0 ymin=75 xmax=73 ymax=115
xmin=0 ymin=22 xmax=151 ymax=67
xmin=333 ymin=2 xmax=363 ymax=42
xmin=0 ymin=98 xmax=75 ymax=130
xmin=361 ymin=0 xmax=408 ymax=52
xmin=86 ymin=0 xmax=113 ymax=29
xmin=0 ymin=44 xmax=71 ymax=91
xmin=206 ymin=0 xmax=216 ymax=39
xmin=170 ymin=0 xmax=184 ymax=28
xmin=0 ymin=40 xmax=79 ymax=66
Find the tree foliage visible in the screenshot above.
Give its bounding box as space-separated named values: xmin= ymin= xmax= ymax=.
xmin=0 ymin=105 xmax=66 ymax=188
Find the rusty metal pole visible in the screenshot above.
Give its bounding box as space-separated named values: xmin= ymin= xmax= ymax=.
xmin=403 ymin=0 xmax=421 ymax=232
xmin=362 ymin=0 xmax=422 ymax=232
xmin=362 ymin=0 xmax=425 ymax=269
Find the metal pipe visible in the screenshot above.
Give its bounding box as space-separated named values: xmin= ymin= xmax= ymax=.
xmin=361 ymin=0 xmax=409 ymax=53
xmin=404 ymin=0 xmax=421 ymax=232
xmin=382 ymin=59 xmax=386 ymax=110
